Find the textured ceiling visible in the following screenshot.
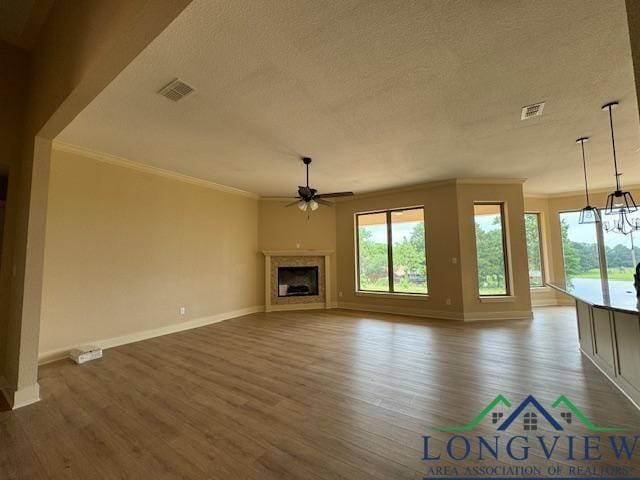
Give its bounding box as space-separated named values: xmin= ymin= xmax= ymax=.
xmin=58 ymin=0 xmax=640 ymax=196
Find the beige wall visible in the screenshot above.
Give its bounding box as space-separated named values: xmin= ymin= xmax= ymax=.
xmin=258 ymin=200 xmax=337 ymax=302
xmin=0 ymin=0 xmax=192 ymax=407
xmin=334 ymin=180 xmax=533 ymax=321
xmin=0 ymin=40 xmax=29 ymax=389
xmin=456 ymin=182 xmax=532 ymax=318
xmin=39 ymin=147 xmax=260 ymax=357
xmin=335 ymin=182 xmax=465 ymax=319
xmin=39 ymin=169 xmax=534 ymax=360
xmin=523 ymin=196 xmax=560 ymax=306
xmin=523 ymin=196 xmax=556 ymax=283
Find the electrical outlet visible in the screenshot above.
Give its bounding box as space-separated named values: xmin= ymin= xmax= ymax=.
xmin=451 ymin=257 xmax=458 ymax=264
xmin=339 ymin=291 xmax=343 ymax=297
xmin=179 ymin=306 xmax=187 ymax=315
xmin=296 ymin=243 xmax=301 ymax=249
xmin=446 ymin=298 xmax=452 ymax=306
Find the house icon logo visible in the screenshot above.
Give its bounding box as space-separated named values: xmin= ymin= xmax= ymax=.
xmin=433 ymin=394 xmax=625 ymax=432
xmin=423 ymin=394 xmax=636 ymax=470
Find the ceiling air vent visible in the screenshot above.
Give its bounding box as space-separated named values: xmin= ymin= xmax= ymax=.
xmin=158 ymin=78 xmax=194 ymax=101
xmin=521 ymin=102 xmax=545 ymax=120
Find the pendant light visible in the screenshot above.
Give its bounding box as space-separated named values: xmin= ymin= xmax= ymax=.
xmin=604 ymin=209 xmax=640 ymax=235
xmin=603 ymin=101 xmax=638 ymax=217
xmin=576 ymin=137 xmax=600 ymax=224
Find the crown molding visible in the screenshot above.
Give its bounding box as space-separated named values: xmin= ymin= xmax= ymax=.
xmin=525 ymin=183 xmax=640 ymax=200
xmin=335 ymin=179 xmax=457 ymax=202
xmin=52 ymin=141 xmax=259 ymax=199
xmin=325 ymin=177 xmax=526 ymax=202
xmin=455 ymin=177 xmax=527 ymax=185
xmin=262 ymin=249 xmax=334 ymax=256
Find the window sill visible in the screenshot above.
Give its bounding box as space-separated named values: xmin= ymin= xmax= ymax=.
xmin=356 ymin=291 xmax=430 ymax=301
xmin=479 ymin=295 xmax=515 ymax=303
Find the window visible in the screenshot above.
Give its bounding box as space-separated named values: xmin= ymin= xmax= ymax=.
xmin=525 ymin=213 xmax=544 ymax=287
xmin=559 ymin=211 xmax=601 ymax=284
xmin=559 ymin=208 xmax=639 ymax=300
xmin=356 ymin=212 xmax=389 ymax=292
xmin=523 ymin=412 xmax=538 ymax=431
xmin=356 ymin=207 xmax=427 ymax=294
xmin=474 ymin=203 xmax=509 ymax=296
xmin=602 ymin=209 xmax=640 ymax=288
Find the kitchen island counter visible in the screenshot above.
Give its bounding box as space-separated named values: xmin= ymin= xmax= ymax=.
xmin=548 ymin=280 xmax=640 ymax=408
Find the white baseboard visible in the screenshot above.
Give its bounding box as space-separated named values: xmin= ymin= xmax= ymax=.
xmin=268 ymin=302 xmax=327 ymax=312
xmin=11 ymin=383 xmax=40 ymax=409
xmin=531 ymin=300 xmax=560 ymax=307
xmin=38 ymin=305 xmax=264 ymax=365
xmin=0 ymin=375 xmax=40 ymax=410
xmin=337 ymin=301 xmax=533 ymax=322
xmin=462 ymin=310 xmax=534 ymax=322
xmin=337 ymin=301 xmax=464 ymax=321
xmin=531 ymin=287 xmax=560 ymax=307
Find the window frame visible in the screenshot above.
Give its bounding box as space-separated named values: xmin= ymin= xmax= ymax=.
xmin=558 ymin=207 xmax=608 ymax=286
xmin=524 ymin=212 xmax=546 ymax=289
xmin=473 ymin=202 xmax=511 ymax=297
xmin=355 ymin=206 xmax=427 ymax=296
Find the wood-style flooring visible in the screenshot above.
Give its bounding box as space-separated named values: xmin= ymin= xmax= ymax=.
xmin=2 ymin=307 xmax=640 ymax=479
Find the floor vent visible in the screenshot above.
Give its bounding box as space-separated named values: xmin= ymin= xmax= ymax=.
xmin=521 ymin=102 xmax=545 ymax=120
xmin=158 ymin=79 xmax=194 ymax=101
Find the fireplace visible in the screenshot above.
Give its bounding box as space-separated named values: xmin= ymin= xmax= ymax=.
xmin=263 ymin=250 xmax=332 ymax=312
xmin=278 ymin=266 xmax=319 ymax=297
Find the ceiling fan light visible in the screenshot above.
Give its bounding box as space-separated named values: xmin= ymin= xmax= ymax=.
xmin=309 ymin=200 xmax=319 ymax=211
xmin=298 ymin=200 xmax=308 ymax=211
xmin=579 ymin=206 xmax=600 ymax=224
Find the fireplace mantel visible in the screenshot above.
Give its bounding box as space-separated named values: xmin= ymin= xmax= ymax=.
xmin=262 ymin=250 xmax=334 ymax=257
xmin=263 ymin=250 xmax=334 ymax=312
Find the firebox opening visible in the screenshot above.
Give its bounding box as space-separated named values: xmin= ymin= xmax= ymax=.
xmin=277 ymin=266 xmax=319 ymax=297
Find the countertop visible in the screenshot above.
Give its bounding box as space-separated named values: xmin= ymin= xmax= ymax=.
xmin=546 ymin=280 xmax=640 ymax=315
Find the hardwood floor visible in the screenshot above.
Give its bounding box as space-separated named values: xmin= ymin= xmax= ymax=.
xmin=2 ymin=307 xmax=640 ymax=479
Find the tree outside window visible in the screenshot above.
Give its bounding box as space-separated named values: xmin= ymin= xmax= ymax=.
xmin=525 ymin=213 xmax=544 ymax=287
xmin=474 ymin=203 xmax=509 ymax=296
xmin=357 ymin=208 xmax=427 ymax=294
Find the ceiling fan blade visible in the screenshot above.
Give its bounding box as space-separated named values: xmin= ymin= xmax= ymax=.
xmin=315 ymin=191 xmax=354 ymax=198
xmin=285 ymin=199 xmax=301 ymax=207
xmin=315 ymin=198 xmax=334 ymax=206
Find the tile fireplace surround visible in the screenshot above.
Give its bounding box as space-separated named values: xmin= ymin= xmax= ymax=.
xmin=263 ymin=250 xmax=334 ymax=312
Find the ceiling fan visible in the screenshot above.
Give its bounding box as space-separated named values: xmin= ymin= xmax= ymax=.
xmin=283 ymin=157 xmax=354 ymax=212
